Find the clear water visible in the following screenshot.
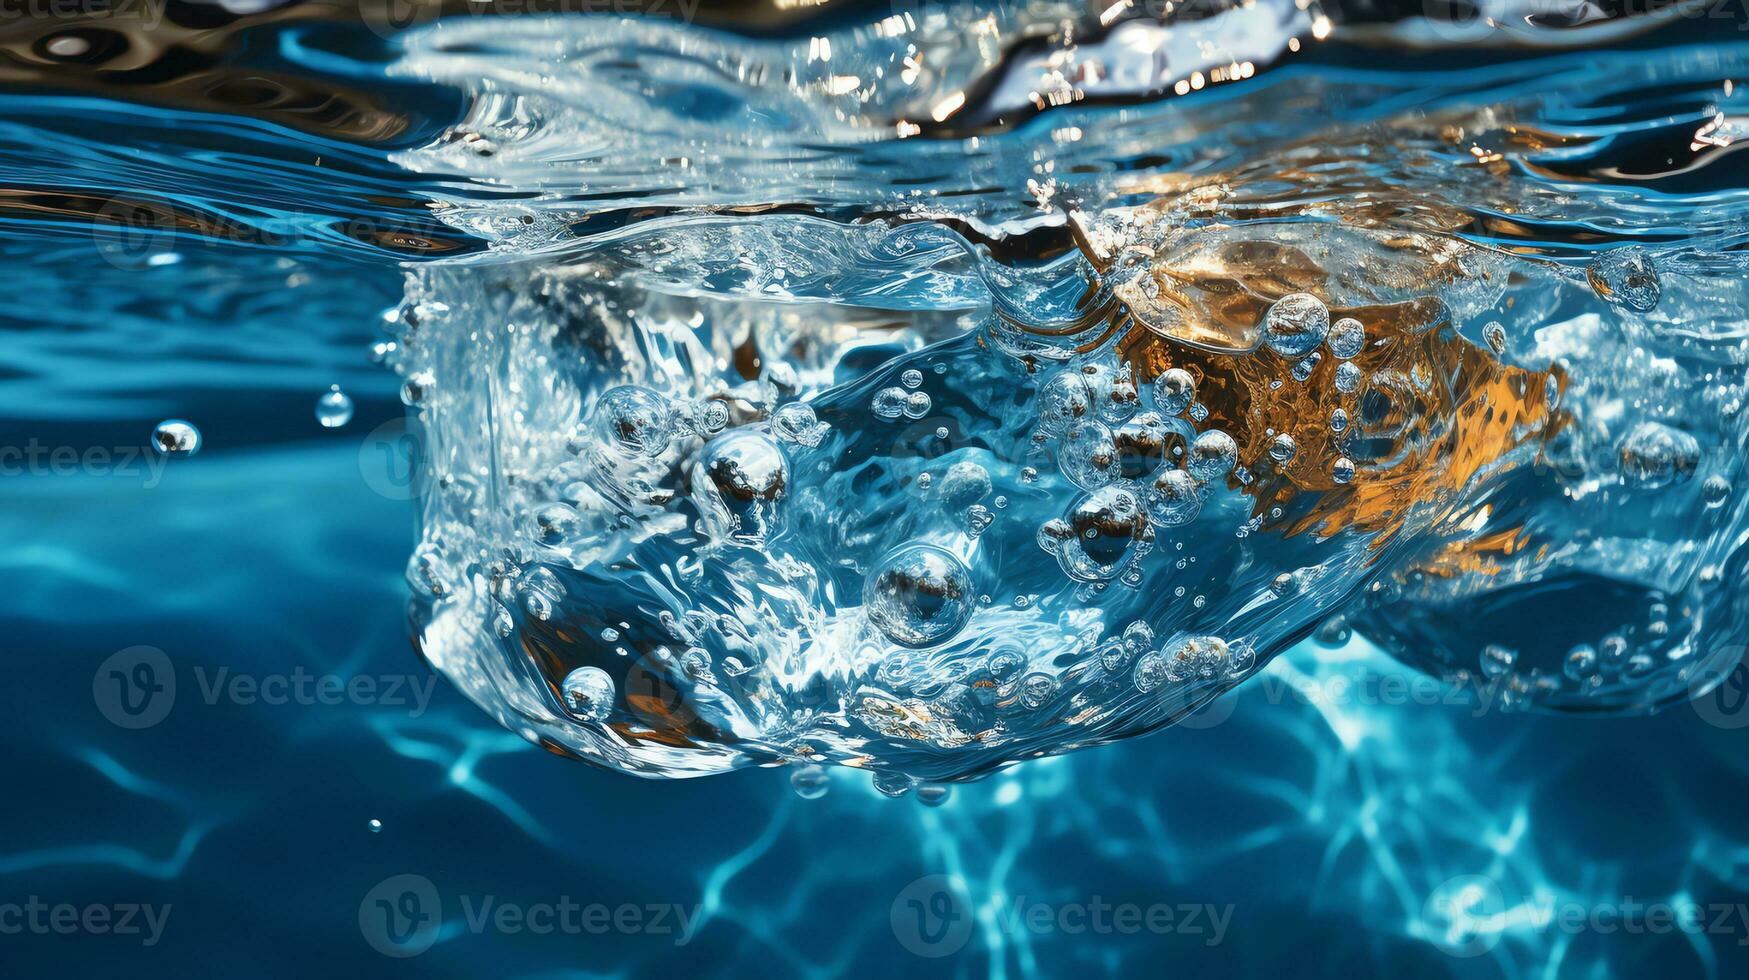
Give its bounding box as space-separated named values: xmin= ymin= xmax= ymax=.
xmin=7 ymin=1 xmax=1749 ymax=976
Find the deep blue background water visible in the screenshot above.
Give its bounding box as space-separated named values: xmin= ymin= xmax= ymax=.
xmin=3 ymin=7 xmax=1749 ymax=978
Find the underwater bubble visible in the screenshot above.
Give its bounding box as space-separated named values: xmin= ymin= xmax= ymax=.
xmin=1564 ymin=644 xmax=1599 ymax=682
xmin=1038 ymin=371 xmax=1092 ymax=431
xmin=1054 ymin=484 xmax=1152 ymax=581
xmin=1600 ymin=634 xmax=1630 ymax=672
xmin=367 ymin=339 xmax=397 ymax=364
xmin=790 ymin=764 xmax=829 ymax=800
xmin=1482 ymin=321 xmax=1508 ymax=356
xmin=1332 ymin=457 xmax=1356 ymax=484
xmin=1018 ymin=673 xmax=1057 ymax=709
xmin=1187 ymin=429 xmax=1238 ymax=482
xmin=1314 ymin=615 xmax=1352 ymax=647
xmin=965 ymin=504 xmax=994 ymax=537
xmin=872 ymin=771 xmax=915 ymax=798
xmin=532 ymin=502 xmax=582 ymax=547
xmin=1112 ymin=412 xmax=1174 ymax=480
xmin=1082 ymin=362 xmax=1139 ymax=423
xmin=987 ymin=649 xmax=1024 ymax=682
xmin=900 ymin=368 xmax=924 ymax=389
xmin=916 ymin=783 xmax=951 ymax=807
xmin=1268 ymin=433 xmax=1296 ymax=464
xmin=864 ymin=543 xmax=974 ymax=648
xmin=1059 ymin=420 xmax=1119 ymax=490
xmin=1186 ymin=636 xmax=1231 ymax=679
xmin=938 ymin=460 xmax=992 ymax=512
xmin=1133 ymin=651 xmax=1169 ymax=692
xmin=1587 ymin=246 xmax=1662 ymax=312
xmin=903 ymin=390 xmax=932 ymax=420
xmin=1153 ymin=368 xmax=1196 ymax=416
xmin=1145 ymin=468 xmax=1202 ymax=528
xmin=400 ymin=371 xmax=435 ymax=408
xmin=1271 ymin=573 xmax=1296 ymax=596
xmin=560 ymin=666 xmax=616 ymax=721
xmin=693 ymin=429 xmax=788 ymax=544
xmin=1703 ymin=475 xmax=1731 ymax=508
xmin=1262 ymin=293 xmax=1330 ymax=357
xmin=1479 ymin=644 xmax=1517 ymax=678
xmin=150 ymin=419 xmax=201 ymax=457
xmin=1616 ymin=421 xmax=1699 ymax=489
xmin=1334 ymin=361 xmax=1362 ymax=393
xmin=771 ymin=401 xmax=828 ymax=447
xmin=872 ymin=386 xmax=908 ymax=420
xmin=594 ymin=385 xmax=673 ymax=458
xmin=1330 ymin=408 xmax=1349 ymax=433
xmin=1625 ymin=652 xmax=1657 ymax=677
xmin=316 ymin=385 xmax=354 ymax=428
xmin=1327 ymin=317 xmax=1365 ymax=359
xmin=367 ymin=818 xmax=383 ymax=833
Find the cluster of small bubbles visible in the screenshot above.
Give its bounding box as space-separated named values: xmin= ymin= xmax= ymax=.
xmin=1187 ymin=429 xmax=1238 ymax=482
xmin=1330 ymin=408 xmax=1349 ymax=433
xmin=871 ymin=771 xmax=914 ymax=798
xmin=864 ymin=543 xmax=974 ymax=648
xmin=1018 ymin=673 xmax=1057 ymax=709
xmin=1326 ymin=317 xmax=1365 ymax=359
xmin=1333 ymin=361 xmax=1362 ymax=393
xmin=1587 ymin=245 xmax=1662 ymax=312
xmin=1479 ymin=644 xmax=1517 ymax=678
xmin=1482 ymin=321 xmax=1508 ymax=356
xmin=1133 ymin=651 xmax=1169 ymax=692
xmin=401 ymin=370 xmax=435 ymax=408
xmin=1059 ymin=420 xmax=1119 ymax=489
xmin=1332 ymin=457 xmax=1356 ymax=484
xmin=559 ymin=666 xmax=615 ymax=722
xmin=150 ymin=419 xmax=201 ymax=457
xmin=1153 ymin=368 xmax=1196 ymax=416
xmin=1291 ymin=352 xmax=1322 ymax=383
xmin=316 ymin=385 xmax=354 ymax=428
xmin=1262 ymin=293 xmax=1330 ymax=357
xmin=915 ymin=783 xmax=951 ymax=807
xmin=1564 ymin=644 xmax=1600 ymax=683
xmin=532 ymin=502 xmax=582 ymax=547
xmin=771 ymin=401 xmax=829 ymax=447
xmin=594 ymin=385 xmax=673 ymax=458
xmin=790 ymin=764 xmax=830 ymax=800
xmin=900 ymin=368 xmax=924 ymax=389
xmin=1703 ymin=475 xmax=1731 ymax=508
xmin=1616 ymin=421 xmax=1700 ymax=489
xmin=1267 ymin=433 xmax=1296 ymax=464
xmin=1145 ymin=469 xmax=1202 ymax=527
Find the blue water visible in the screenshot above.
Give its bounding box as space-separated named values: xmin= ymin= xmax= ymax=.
xmin=5 ymin=2 xmax=1749 ymax=976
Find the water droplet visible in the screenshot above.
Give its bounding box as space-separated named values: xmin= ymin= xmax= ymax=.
xmin=401 ymin=371 xmax=435 ymax=407
xmin=916 ymin=783 xmax=952 ymax=807
xmin=368 ymin=818 xmax=383 ymax=833
xmin=872 ymin=771 xmax=914 ymax=798
xmin=790 ymin=764 xmax=830 ymax=800
xmin=1332 ymin=457 xmax=1356 ymax=484
xmin=1292 ymin=352 xmax=1322 ymax=382
xmin=772 ymin=401 xmax=828 ymax=447
xmin=1479 ymin=644 xmax=1517 ymax=678
xmin=1262 ymin=293 xmax=1330 ymax=357
xmin=532 ymin=502 xmax=582 ymax=547
xmin=692 ymin=430 xmax=788 ymax=544
xmin=872 ymin=386 xmax=907 ymax=420
xmin=560 ymin=666 xmax=615 ymax=721
xmin=316 ymin=385 xmax=354 ymax=428
xmin=1334 ymin=361 xmax=1362 ymax=393
xmin=1145 ymin=469 xmax=1201 ymax=527
xmin=864 ymin=543 xmax=974 ymax=648
xmin=1018 ymin=673 xmax=1057 ymax=709
xmin=1482 ymin=321 xmax=1507 ymax=356
xmin=1702 ymin=475 xmax=1731 ymax=508
xmin=900 ymin=368 xmax=924 ymax=389
xmin=594 ymin=385 xmax=673 ymax=457
xmin=1059 ymin=420 xmax=1118 ymax=490
xmin=1330 ymin=408 xmax=1349 ymax=433
xmin=1564 ymin=644 xmax=1599 ymax=682
xmin=938 ymin=460 xmax=991 ymax=512
xmin=1187 ymin=429 xmax=1238 ymax=482
xmin=903 ymin=390 xmax=932 ymax=419
xmin=1268 ymin=433 xmax=1296 ymax=464
xmin=150 ymin=419 xmax=201 ymax=457
xmin=1153 ymin=368 xmax=1196 ymax=416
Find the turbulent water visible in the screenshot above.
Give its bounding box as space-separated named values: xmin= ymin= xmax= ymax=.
xmin=7 ymin=1 xmax=1749 ymax=975
xmin=361 ymin=5 xmax=1749 ymax=784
